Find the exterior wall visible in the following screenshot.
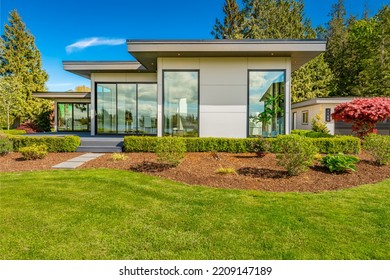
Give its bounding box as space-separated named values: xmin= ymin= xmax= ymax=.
xmin=291 ymin=103 xmax=339 ymax=134
xmin=157 ymin=57 xmax=291 ymax=138
xmin=90 ymin=72 xmax=157 ymax=135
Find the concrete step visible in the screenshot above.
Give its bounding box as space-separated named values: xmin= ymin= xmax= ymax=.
xmin=76 ymin=146 xmax=123 ymax=153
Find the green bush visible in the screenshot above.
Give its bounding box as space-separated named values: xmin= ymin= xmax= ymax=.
xmin=363 ymin=134 xmax=390 ymax=165
xmin=19 ymin=144 xmax=48 ymax=160
xmin=0 ymin=129 xmax=26 ymax=135
xmin=275 ymin=135 xmax=318 ymax=176
xmin=155 ymin=137 xmax=186 ymax=166
xmin=321 ymin=153 xmax=359 ymax=173
xmin=305 ymin=131 xmax=334 ymax=138
xmin=0 ymin=137 xmax=13 ymax=156
xmin=248 ymin=136 xmax=271 ymax=157
xmin=311 ymin=113 xmax=330 ymax=134
xmin=310 ymin=136 xmax=361 ymax=154
xmin=123 ymin=136 xmax=359 ymax=155
xmin=8 ymin=135 xmax=80 ymax=152
xmin=291 ymin=130 xmax=311 ymax=136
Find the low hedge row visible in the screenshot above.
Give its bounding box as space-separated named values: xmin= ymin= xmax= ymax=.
xmin=8 ymin=135 xmax=81 ymax=152
xmin=124 ymin=135 xmax=361 ymax=154
xmin=0 ymin=129 xmax=27 ymax=135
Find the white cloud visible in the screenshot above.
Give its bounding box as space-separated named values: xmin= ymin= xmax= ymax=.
xmin=66 ymin=37 xmax=126 ymax=53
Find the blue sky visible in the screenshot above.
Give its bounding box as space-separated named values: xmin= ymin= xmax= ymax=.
xmin=1 ymin=0 xmax=389 ymax=91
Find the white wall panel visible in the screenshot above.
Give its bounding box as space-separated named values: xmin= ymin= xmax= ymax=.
xmin=200 ymin=112 xmax=247 ymax=138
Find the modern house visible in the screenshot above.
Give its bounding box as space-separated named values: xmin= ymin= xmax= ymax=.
xmin=34 ymin=39 xmax=326 ymax=138
xmin=291 ymin=97 xmax=390 ymax=135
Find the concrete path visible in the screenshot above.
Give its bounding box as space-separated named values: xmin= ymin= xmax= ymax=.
xmin=52 ymin=153 xmax=104 ymax=169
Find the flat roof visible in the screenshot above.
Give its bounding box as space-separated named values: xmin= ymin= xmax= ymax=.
xmin=63 ymin=61 xmax=150 ymax=79
xmin=33 ymin=92 xmax=91 ymax=100
xmin=291 ymin=97 xmax=355 ymax=109
xmin=127 ymin=39 xmax=326 ymax=71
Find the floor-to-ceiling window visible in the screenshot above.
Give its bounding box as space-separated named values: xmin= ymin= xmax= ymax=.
xmin=57 ymin=103 xmax=90 ymax=132
xmin=163 ymin=71 xmax=199 ymax=136
xmin=248 ymin=70 xmax=285 ymax=137
xmin=96 ymin=83 xmax=157 ymax=135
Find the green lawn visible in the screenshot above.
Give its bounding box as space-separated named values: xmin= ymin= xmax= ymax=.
xmin=0 ymin=169 xmax=389 ymax=260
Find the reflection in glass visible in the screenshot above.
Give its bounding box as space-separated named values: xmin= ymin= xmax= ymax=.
xmin=138 ymin=84 xmax=157 ymax=135
xmin=163 ymin=71 xmax=199 ymax=136
xmin=248 ymin=71 xmax=285 ymax=137
xmin=73 ymin=104 xmax=89 ymax=131
xmin=118 ymin=84 xmax=136 ymax=133
xmin=96 ymin=83 xmax=157 ymax=135
xmin=57 ymin=103 xmax=73 ymax=131
xmin=97 ymin=84 xmax=117 ymax=134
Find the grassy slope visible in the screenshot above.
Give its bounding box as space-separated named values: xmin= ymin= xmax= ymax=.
xmin=0 ymin=169 xmax=389 ymax=260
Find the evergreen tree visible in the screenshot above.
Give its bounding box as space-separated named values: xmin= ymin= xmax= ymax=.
xmin=212 ymin=0 xmax=244 ymax=39
xmin=325 ymin=0 xmax=349 ymax=96
xmin=0 ymin=10 xmax=50 ymax=128
xmin=291 ymin=54 xmax=334 ymax=102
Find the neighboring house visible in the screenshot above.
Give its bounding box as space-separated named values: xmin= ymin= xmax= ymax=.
xmin=291 ymin=97 xmax=390 ymax=135
xmin=34 ymin=39 xmax=325 ymax=137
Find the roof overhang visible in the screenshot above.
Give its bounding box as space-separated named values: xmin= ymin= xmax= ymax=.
xmin=127 ymin=39 xmax=326 ymax=71
xmin=33 ymin=92 xmax=91 ymax=100
xmin=63 ymin=61 xmax=151 ymax=79
xmin=291 ymin=97 xmax=355 ymax=109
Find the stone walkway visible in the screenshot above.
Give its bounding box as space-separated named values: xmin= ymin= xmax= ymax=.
xmin=52 ymin=153 xmax=104 ymax=169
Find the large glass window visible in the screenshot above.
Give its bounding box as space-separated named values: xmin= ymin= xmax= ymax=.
xmin=57 ymin=103 xmax=89 ymax=131
xmin=248 ymin=71 xmax=285 ymax=137
xmin=96 ymin=83 xmax=157 ymax=135
xmin=163 ymin=71 xmax=199 ymax=136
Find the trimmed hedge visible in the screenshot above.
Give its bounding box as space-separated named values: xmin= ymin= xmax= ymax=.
xmin=124 ymin=135 xmax=360 ymax=154
xmin=0 ymin=129 xmax=26 ymax=135
xmin=8 ymin=135 xmax=81 ymax=152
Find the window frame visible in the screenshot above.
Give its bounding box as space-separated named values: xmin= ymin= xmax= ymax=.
xmin=57 ymin=102 xmax=90 ymax=132
xmin=162 ymin=70 xmax=200 ymax=137
xmin=302 ymin=110 xmax=309 ymax=125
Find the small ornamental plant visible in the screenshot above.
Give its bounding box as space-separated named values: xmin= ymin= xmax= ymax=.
xmin=363 ymin=134 xmax=390 ymax=165
xmin=332 ymin=97 xmax=390 ymax=138
xmin=215 ymin=167 xmax=237 ymax=175
xmin=275 ymin=135 xmax=318 ymax=176
xmin=111 ymin=153 xmax=128 ymax=161
xmin=249 ymin=136 xmax=271 ymax=157
xmin=321 ymin=153 xmax=359 ymax=173
xmin=155 ymin=137 xmax=186 ymax=167
xmin=19 ymin=144 xmax=48 ymax=160
xmin=0 ymin=136 xmax=13 ymax=156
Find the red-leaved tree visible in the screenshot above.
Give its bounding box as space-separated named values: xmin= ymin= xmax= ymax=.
xmin=332 ymin=97 xmax=390 ymax=138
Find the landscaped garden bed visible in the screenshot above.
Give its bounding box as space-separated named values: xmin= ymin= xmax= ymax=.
xmin=80 ymin=151 xmax=389 ymax=192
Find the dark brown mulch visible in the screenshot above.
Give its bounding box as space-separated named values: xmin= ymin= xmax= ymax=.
xmin=0 ymin=152 xmax=85 ymax=172
xmin=1 ymin=151 xmax=389 ymax=192
xmin=81 ymin=152 xmax=390 ymax=192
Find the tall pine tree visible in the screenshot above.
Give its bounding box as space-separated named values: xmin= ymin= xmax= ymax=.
xmin=212 ymin=0 xmax=244 ymax=39
xmin=212 ymin=0 xmax=333 ymax=102
xmin=0 ymin=10 xmax=50 ymax=128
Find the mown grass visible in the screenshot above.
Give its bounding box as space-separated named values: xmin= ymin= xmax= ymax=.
xmin=0 ymin=169 xmax=389 ymax=260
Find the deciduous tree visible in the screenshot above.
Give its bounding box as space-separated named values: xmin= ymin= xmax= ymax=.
xmin=332 ymin=97 xmax=390 ymax=137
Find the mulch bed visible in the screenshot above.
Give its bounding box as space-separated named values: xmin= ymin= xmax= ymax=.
xmin=1 ymin=151 xmax=389 ymax=192
xmin=0 ymin=152 xmax=84 ymax=172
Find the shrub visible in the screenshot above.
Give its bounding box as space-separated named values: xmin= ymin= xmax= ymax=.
xmin=291 ymin=130 xmax=311 ymax=136
xmin=311 ymin=113 xmax=330 ymax=134
xmin=155 ymin=137 xmax=186 ymax=166
xmin=321 ymin=153 xmax=359 ymax=173
xmin=111 ymin=153 xmax=128 ymax=161
xmin=123 ymin=136 xmax=359 ymax=155
xmin=0 ymin=129 xmax=26 ymax=135
xmin=9 ymin=135 xmax=80 ymax=152
xmin=16 ymin=121 xmax=42 ymax=133
xmin=249 ymin=137 xmax=271 ymax=157
xmin=310 ymin=136 xmax=361 ymax=154
xmin=215 ymin=167 xmax=237 ymax=175
xmin=275 ymin=135 xmax=318 ymax=176
xmin=0 ymin=137 xmax=13 ymax=156
xmin=305 ymin=131 xmax=334 ymax=138
xmin=332 ymin=97 xmax=390 ymax=138
xmin=19 ymin=144 xmax=48 ymax=160
xmin=363 ymin=134 xmax=390 ymax=165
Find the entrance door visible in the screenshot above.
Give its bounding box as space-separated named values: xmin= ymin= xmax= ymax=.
xmin=292 ymin=112 xmax=297 ymax=130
